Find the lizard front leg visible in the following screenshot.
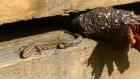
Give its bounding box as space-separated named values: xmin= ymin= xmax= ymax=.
xmin=35 ymin=45 xmax=43 ymax=55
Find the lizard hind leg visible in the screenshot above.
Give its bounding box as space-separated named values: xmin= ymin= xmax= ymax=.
xmin=57 ymin=37 xmax=66 ymax=49
xmin=57 ymin=43 xmax=66 ymax=49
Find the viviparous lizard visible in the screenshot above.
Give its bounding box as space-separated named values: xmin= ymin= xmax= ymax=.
xmin=17 ymin=30 xmax=82 ymax=58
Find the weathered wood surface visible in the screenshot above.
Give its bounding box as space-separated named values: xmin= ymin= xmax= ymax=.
xmin=0 ymin=0 xmax=139 ymax=25
xmin=0 ymin=30 xmax=140 ymax=79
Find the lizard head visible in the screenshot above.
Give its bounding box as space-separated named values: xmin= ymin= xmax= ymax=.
xmin=20 ymin=47 xmax=34 ymax=58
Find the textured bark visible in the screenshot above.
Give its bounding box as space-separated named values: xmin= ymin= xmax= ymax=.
xmin=71 ymin=7 xmax=140 ymax=51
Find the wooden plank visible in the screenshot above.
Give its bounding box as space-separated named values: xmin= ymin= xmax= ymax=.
xmin=0 ymin=0 xmax=139 ymax=25
xmin=0 ymin=30 xmax=140 ymax=79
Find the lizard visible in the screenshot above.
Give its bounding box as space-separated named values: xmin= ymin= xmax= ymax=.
xmin=17 ymin=30 xmax=82 ymax=58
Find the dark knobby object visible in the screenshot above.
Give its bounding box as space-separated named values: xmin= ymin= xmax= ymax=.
xmin=71 ymin=7 xmax=140 ymax=51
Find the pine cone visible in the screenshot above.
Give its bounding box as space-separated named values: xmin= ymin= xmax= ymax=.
xmin=71 ymin=7 xmax=140 ymax=51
